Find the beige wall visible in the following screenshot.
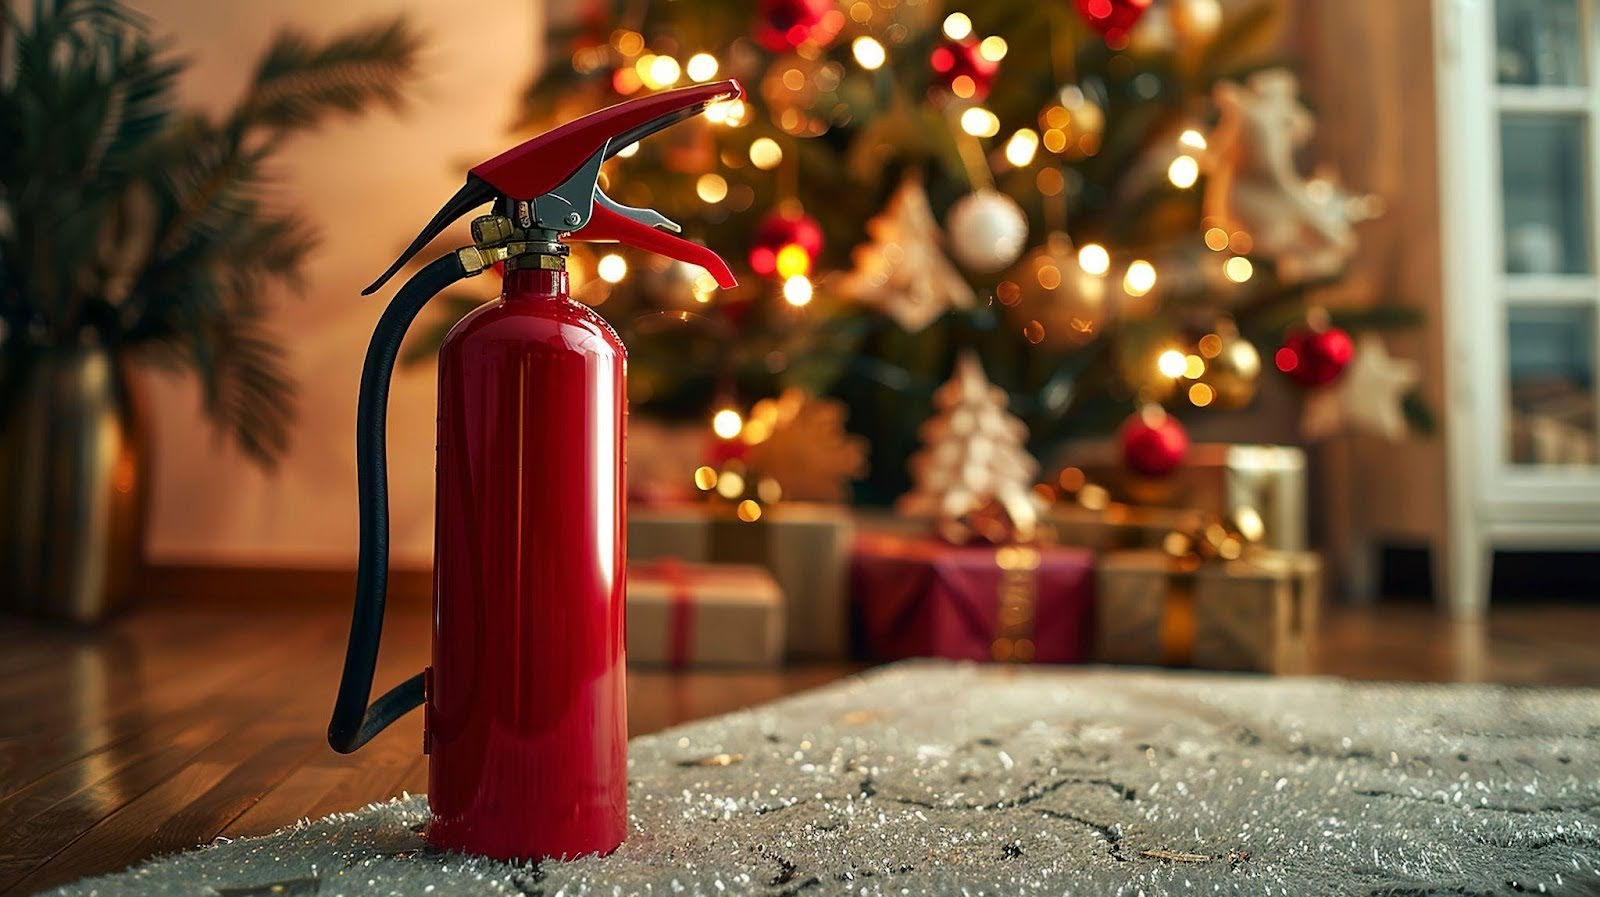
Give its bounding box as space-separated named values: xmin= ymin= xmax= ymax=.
xmin=1282 ymin=1 xmax=1451 ymax=595
xmin=136 ymin=0 xmax=539 ymax=567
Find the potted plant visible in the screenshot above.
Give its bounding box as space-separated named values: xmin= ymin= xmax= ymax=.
xmin=0 ymin=0 xmax=419 ymax=622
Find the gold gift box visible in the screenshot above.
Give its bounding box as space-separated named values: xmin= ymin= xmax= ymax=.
xmin=627 ymin=562 xmax=784 ymax=668
xmin=1096 ymin=548 xmax=1320 ymax=674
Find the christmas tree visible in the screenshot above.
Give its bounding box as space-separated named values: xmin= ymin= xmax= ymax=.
xmin=898 ymin=351 xmax=1044 ymax=543
xmin=449 ymin=0 xmax=1426 ymax=504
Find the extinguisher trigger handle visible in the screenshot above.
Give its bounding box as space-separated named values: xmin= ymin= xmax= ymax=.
xmin=592 ymin=188 xmax=680 ymax=233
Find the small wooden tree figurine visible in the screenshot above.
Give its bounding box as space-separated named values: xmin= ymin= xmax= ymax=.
xmin=898 ymin=351 xmax=1044 ymax=543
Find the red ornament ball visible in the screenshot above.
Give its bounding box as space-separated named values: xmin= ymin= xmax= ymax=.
xmin=1120 ymin=405 xmax=1189 ymax=477
xmin=755 ymin=0 xmax=844 ymax=52
xmin=1074 ymin=0 xmax=1153 ymax=46
xmin=929 ymin=37 xmax=1000 ymax=100
xmin=749 ymin=208 xmax=824 ymax=278
xmin=1275 ymin=325 xmax=1354 ymax=387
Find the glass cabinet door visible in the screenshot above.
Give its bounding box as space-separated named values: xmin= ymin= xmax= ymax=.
xmin=1493 ymin=0 xmax=1600 ymax=476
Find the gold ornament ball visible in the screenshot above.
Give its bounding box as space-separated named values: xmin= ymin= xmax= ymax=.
xmin=760 ymin=54 xmax=846 ymax=137
xmin=1001 ymin=232 xmax=1107 ymax=348
xmin=1200 ymin=324 xmax=1261 ymax=409
xmin=1171 ymin=0 xmax=1224 ymax=46
xmin=1038 ymin=86 xmax=1104 ymax=160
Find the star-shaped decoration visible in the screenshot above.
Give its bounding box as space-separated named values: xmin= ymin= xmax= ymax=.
xmin=1302 ymin=334 xmax=1419 ymax=441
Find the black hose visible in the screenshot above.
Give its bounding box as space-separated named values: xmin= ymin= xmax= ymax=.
xmin=329 ymin=251 xmax=468 ymax=754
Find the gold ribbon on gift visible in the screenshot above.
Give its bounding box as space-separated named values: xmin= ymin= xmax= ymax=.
xmin=991 ymin=544 xmax=1041 ymax=663
xmin=1153 ymin=507 xmax=1267 ymax=666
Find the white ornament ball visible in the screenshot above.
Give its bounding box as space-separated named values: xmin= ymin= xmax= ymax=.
xmin=945 ymin=189 xmax=1028 ymax=272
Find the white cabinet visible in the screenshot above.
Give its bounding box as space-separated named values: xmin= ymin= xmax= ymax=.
xmin=1437 ymin=0 xmax=1600 ymax=615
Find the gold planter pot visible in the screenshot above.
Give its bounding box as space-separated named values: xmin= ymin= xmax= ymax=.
xmin=1 ymin=345 xmax=147 ymax=623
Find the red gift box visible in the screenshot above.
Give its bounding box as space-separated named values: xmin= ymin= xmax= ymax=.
xmin=850 ymin=532 xmax=1095 ymax=664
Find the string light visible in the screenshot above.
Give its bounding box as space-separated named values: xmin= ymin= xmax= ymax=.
xmin=959 ymin=107 xmax=1000 ymax=138
xmin=686 ymin=53 xmax=719 ymax=82
xmin=774 ymin=244 xmax=811 ymax=278
xmin=736 ymin=499 xmax=763 ymax=522
xmin=712 ymin=408 xmax=743 ymax=439
xmin=597 ymin=253 xmax=628 ymax=283
xmin=611 ymin=29 xmax=644 ymax=56
xmin=852 ymin=36 xmax=887 ymax=70
xmin=703 ymin=99 xmax=747 ymax=126
xmin=950 ymin=75 xmax=978 ymax=100
xmin=978 ymin=36 xmax=1008 ymax=62
xmin=1004 ymin=128 xmax=1039 ymax=167
xmin=1078 ymin=243 xmax=1110 ymax=276
xmin=1124 ymin=259 xmax=1157 ymax=296
xmin=615 ymin=142 xmax=640 ymax=158
xmin=782 ymin=274 xmax=814 ymax=306
xmin=691 ymin=271 xmax=718 ymax=303
xmin=1224 ymin=256 xmax=1254 ymax=283
xmin=1204 ymin=227 xmax=1229 ymax=251
xmin=1189 ymin=382 xmax=1215 ymax=407
xmin=1184 ymin=354 xmax=1206 ymax=379
xmin=1179 ymin=128 xmax=1208 ymax=151
xmin=693 ymin=466 xmax=718 ymax=491
xmin=1157 ymin=349 xmax=1188 ymax=378
xmin=695 ymin=173 xmax=728 ymax=203
xmin=1167 ymin=155 xmax=1199 ymax=188
xmin=716 ymin=470 xmax=745 ymax=499
xmin=636 ymin=54 xmax=681 ymax=89
xmin=942 ymin=12 xmax=972 ymax=39
xmin=749 ymin=137 xmax=783 ymax=169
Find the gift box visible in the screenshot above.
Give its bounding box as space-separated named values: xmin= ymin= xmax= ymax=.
xmin=1047 ymin=502 xmax=1204 ymax=551
xmin=627 ymin=560 xmax=784 ymax=667
xmin=850 ymin=532 xmax=1096 ymax=664
xmin=628 ymin=503 xmax=853 ymax=659
xmin=1096 ymin=548 xmax=1320 ymax=673
xmin=1055 ymin=443 xmax=1307 ymax=549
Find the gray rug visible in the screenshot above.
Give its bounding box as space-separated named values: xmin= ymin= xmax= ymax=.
xmin=51 ymin=662 xmax=1600 ymax=896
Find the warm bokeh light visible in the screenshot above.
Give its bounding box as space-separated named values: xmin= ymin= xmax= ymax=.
xmin=1167 ymin=154 xmax=1199 ymax=188
xmin=1189 ymin=382 xmax=1215 ymax=407
xmin=1124 ymin=259 xmax=1157 ymax=296
xmin=597 ymin=253 xmax=628 ymax=283
xmin=615 ymin=141 xmax=640 ymax=158
xmin=693 ymin=466 xmax=718 ymax=491
xmin=979 ymin=36 xmax=1008 ymax=62
xmin=691 ymin=271 xmax=718 ymax=303
xmin=1157 ymin=349 xmax=1188 ymax=379
xmin=1179 ymin=128 xmax=1207 ymax=151
xmin=736 ymin=499 xmax=763 ymax=522
xmin=1183 ymin=354 xmax=1206 ymax=379
xmin=959 ymin=106 xmax=1000 ymax=138
xmin=852 ymin=36 xmax=886 ymax=70
xmin=942 ymin=12 xmax=972 ymax=40
xmin=716 ymin=470 xmax=745 ymax=499
xmin=774 ymin=243 xmax=811 ymax=278
xmin=1204 ymin=227 xmax=1229 ymax=251
xmin=1078 ymin=243 xmax=1110 ymax=276
xmin=1224 ymin=255 xmax=1254 ymax=283
xmin=950 ymin=75 xmax=977 ymax=99
xmin=1198 ymin=333 xmax=1223 ymax=358
xmin=749 ymin=137 xmax=783 ymax=169
xmin=636 ymin=54 xmax=680 ymax=89
xmin=782 ymin=274 xmax=814 ymax=307
xmin=686 ymin=53 xmax=718 ymax=82
xmin=703 ymin=98 xmax=747 ymax=126
xmin=695 ymin=173 xmax=728 ymax=203
xmin=1004 ymin=128 xmax=1039 ymax=167
xmin=712 ymin=408 xmax=743 ymax=440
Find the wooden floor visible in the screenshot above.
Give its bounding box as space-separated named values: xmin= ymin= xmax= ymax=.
xmin=2 ymin=595 xmax=1598 ymax=894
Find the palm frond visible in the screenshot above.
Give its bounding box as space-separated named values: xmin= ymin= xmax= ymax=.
xmin=233 ymin=16 xmax=420 ymax=134
xmin=199 ymin=307 xmax=297 ymax=467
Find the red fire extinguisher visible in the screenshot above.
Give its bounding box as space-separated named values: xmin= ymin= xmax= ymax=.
xmin=327 ymin=81 xmax=742 ymax=861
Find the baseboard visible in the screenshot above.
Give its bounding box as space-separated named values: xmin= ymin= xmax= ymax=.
xmin=137 ymin=563 xmax=432 ymax=608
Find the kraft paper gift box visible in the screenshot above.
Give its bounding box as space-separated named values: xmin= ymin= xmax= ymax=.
xmin=850 ymin=532 xmax=1096 ymax=664
xmin=627 ymin=503 xmax=853 ymax=659
xmin=626 ymin=560 xmax=784 ymax=667
xmin=1096 ymin=548 xmax=1320 ymax=674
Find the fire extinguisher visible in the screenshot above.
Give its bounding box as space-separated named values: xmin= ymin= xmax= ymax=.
xmin=327 ymin=81 xmax=742 ymax=861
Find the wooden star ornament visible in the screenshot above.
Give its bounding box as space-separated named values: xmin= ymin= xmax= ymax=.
xmin=1302 ymin=334 xmax=1419 ymax=441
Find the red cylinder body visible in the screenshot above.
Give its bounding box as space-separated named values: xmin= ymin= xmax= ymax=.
xmin=427 ymin=264 xmax=628 ymax=860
